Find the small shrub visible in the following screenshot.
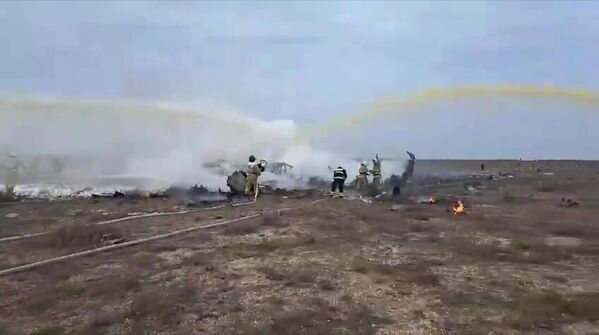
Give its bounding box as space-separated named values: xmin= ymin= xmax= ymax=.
xmin=45 ymin=223 xmax=127 ymax=250
xmin=87 ymin=273 xmax=141 ymax=298
xmin=502 ymin=192 xmax=516 ymax=202
xmin=126 ymin=283 xmax=197 ymax=326
xmin=258 ymin=265 xmax=318 ymax=287
xmin=31 ymin=326 xmax=64 ymax=335
xmin=536 ymin=183 xmax=556 ymax=193
xmin=317 ymin=278 xmax=337 ymax=291
xmin=223 ymin=221 xmax=262 ymax=236
xmin=261 ymin=214 xmax=288 ymax=227
xmin=508 ymin=291 xmax=599 ymax=329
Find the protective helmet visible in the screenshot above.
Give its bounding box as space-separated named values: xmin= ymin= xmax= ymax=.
xmin=249 ymin=155 xmax=256 ymax=162
xmin=361 ymin=161 xmax=368 ymax=166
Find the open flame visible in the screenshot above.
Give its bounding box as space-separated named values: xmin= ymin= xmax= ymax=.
xmin=453 ymin=201 xmax=465 ymax=215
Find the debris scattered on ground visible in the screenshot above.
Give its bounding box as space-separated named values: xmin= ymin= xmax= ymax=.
xmin=100 ymin=233 xmax=126 ymax=245
xmin=545 ymin=236 xmax=582 ymax=247
xmin=227 ymin=170 xmax=247 ymax=195
xmin=389 ymin=204 xmax=404 ymax=212
xmin=268 ymin=162 xmax=294 ymax=175
xmin=149 ymin=191 xmax=169 ymax=198
xmin=4 ymin=213 xmax=19 ymax=219
xmin=419 ymin=197 xmax=438 ymax=205
xmin=559 ymin=198 xmax=580 ymax=208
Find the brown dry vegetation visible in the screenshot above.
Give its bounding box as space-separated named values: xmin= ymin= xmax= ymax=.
xmin=1 ymin=161 xmax=599 ymax=334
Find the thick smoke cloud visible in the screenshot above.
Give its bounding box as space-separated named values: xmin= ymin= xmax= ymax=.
xmin=1 ymin=95 xmax=393 ymax=193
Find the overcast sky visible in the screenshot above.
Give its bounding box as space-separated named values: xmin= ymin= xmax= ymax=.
xmin=1 ymin=1 xmax=599 ymax=159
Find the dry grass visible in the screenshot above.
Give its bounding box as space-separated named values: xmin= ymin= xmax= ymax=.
xmin=130 ymin=253 xmax=163 ymax=269
xmin=42 ymin=223 xmax=128 ymax=250
xmin=501 ymin=191 xmax=516 ymax=203
xmin=23 ymin=280 xmax=86 ymax=314
xmin=543 ymin=222 xmax=599 ymax=239
xmin=257 ymin=264 xmax=319 ymax=287
xmin=223 ymin=220 xmax=263 ymax=236
xmin=450 ymin=238 xmax=571 ymax=265
xmin=507 ymin=291 xmax=599 ymax=329
xmin=350 ymin=257 xmax=440 ymax=286
xmin=227 ymin=235 xmax=318 ymax=259
xmin=31 ymin=326 xmax=64 ymax=335
xmin=536 ymin=182 xmax=558 ymax=193
xmin=568 ymin=242 xmax=599 ymax=256
xmin=226 ymin=299 xmax=390 ymax=335
xmin=75 ymin=310 xmax=122 ymax=335
xmin=87 ymin=273 xmax=141 ymax=298
xmin=182 ymin=252 xmax=213 ymax=267
xmin=317 ymin=277 xmax=338 ymax=291
xmin=126 ymin=281 xmax=198 ymax=326
xmin=261 ymin=213 xmax=288 ymax=228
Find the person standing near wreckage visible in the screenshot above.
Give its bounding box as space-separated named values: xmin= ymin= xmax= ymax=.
xmin=371 ymin=154 xmax=382 ymax=190
xmin=330 ymin=166 xmax=347 ymax=197
xmin=245 ymin=155 xmax=265 ymax=198
xmin=356 ymin=161 xmax=369 ymax=190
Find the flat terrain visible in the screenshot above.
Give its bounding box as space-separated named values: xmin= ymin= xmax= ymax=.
xmin=1 ymin=160 xmax=599 ymax=335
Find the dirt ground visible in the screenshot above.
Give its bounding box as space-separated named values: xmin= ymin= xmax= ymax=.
xmin=1 ymin=160 xmax=599 ymax=335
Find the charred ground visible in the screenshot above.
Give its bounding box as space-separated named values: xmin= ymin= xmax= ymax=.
xmin=1 ymin=160 xmax=599 ymax=334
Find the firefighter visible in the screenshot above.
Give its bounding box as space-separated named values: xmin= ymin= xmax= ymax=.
xmin=330 ymin=166 xmax=347 ymax=197
xmin=371 ymin=154 xmax=382 ymax=189
xmin=356 ymin=161 xmax=369 ymax=190
xmin=244 ymin=155 xmax=265 ymax=198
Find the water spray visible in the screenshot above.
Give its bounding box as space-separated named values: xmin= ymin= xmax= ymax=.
xmin=298 ymin=85 xmax=599 ymax=140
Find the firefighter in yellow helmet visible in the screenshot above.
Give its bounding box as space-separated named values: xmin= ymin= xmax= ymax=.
xmin=356 ymin=161 xmax=369 ymax=191
xmin=371 ymin=154 xmax=382 ymax=190
xmin=245 ymin=155 xmax=265 ymax=198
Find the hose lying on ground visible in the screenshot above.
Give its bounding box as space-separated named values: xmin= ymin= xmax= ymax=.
xmin=0 ymin=198 xmax=325 ymax=276
xmin=0 ymin=199 xmax=256 ymax=244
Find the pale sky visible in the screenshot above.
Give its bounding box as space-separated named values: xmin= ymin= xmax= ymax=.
xmin=1 ymin=1 xmax=599 ymax=159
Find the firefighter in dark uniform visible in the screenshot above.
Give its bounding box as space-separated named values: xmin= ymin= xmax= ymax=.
xmin=330 ymin=166 xmax=348 ymax=197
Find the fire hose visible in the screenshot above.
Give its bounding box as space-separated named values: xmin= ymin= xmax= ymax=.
xmin=0 ymin=199 xmax=256 ymax=244
xmin=0 ymin=198 xmax=326 ymax=277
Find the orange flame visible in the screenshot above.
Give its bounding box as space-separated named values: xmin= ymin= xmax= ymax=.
xmin=453 ymin=201 xmax=465 ymax=215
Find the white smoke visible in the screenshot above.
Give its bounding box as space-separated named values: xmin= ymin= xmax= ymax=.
xmin=0 ymin=95 xmax=412 ymax=196
xmin=0 ymin=95 xmax=340 ymax=193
